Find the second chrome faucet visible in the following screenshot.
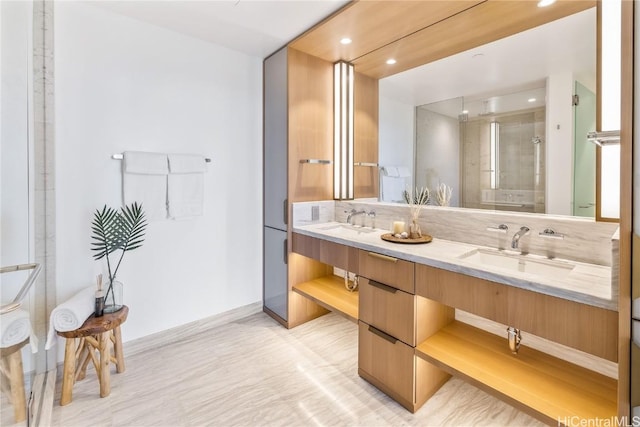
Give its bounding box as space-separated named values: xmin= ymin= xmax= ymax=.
xmin=511 ymin=226 xmax=530 ymax=249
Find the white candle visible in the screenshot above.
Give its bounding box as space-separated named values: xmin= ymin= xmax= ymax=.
xmin=392 ymin=221 xmax=405 ymax=234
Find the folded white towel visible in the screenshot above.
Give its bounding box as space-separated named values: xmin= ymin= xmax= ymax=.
xmin=122 ymin=151 xmax=169 ymax=221
xmin=383 ymin=166 xmax=399 ymax=177
xmin=381 ymin=175 xmax=407 ymax=202
xmin=1 ymin=309 xmax=38 ymax=353
xmin=45 ymin=287 xmax=95 ymax=350
xmin=168 ymin=153 xmax=206 ymax=174
xmin=167 ymin=154 xmax=205 ymax=220
xmin=124 ymin=151 xmax=169 ymax=174
xmin=396 ymin=166 xmax=411 ymax=178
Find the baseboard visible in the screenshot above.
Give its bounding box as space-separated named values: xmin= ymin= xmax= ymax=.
xmin=31 ymin=369 xmax=56 ymax=427
xmin=124 ymin=301 xmax=263 ymax=357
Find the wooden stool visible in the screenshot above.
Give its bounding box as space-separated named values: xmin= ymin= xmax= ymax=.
xmin=57 ymin=305 xmax=128 ymax=406
xmin=0 ymin=338 xmax=29 ymax=422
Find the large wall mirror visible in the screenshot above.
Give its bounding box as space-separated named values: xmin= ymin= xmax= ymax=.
xmin=378 ymin=7 xmax=598 ymax=218
xmin=1 ymin=2 xmax=45 ymax=425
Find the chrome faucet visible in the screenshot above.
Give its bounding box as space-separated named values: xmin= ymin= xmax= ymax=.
xmin=511 ymin=226 xmax=530 ymax=249
xmin=345 ymin=209 xmax=366 ymax=225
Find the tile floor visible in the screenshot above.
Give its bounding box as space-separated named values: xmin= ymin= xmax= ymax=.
xmin=46 ymin=312 xmax=543 ymax=427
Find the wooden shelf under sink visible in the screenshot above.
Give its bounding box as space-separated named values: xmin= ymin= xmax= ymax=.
xmin=293 ymin=276 xmax=358 ymax=323
xmin=415 ymin=321 xmax=617 ymax=424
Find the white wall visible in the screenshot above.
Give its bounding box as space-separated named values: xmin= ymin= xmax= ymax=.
xmin=1 ymin=1 xmax=31 ymax=289
xmin=415 ymin=108 xmax=460 ymax=206
xmin=1 ymin=0 xmax=36 ymax=374
xmin=54 ymin=3 xmax=263 ymax=345
xmin=545 ymin=72 xmax=575 ymax=216
xmin=378 ymin=95 xmax=414 ymax=201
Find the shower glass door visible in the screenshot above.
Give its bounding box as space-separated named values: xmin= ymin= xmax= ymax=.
xmin=573 ymin=81 xmax=596 ymax=217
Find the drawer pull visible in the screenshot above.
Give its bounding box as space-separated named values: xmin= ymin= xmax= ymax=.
xmin=367 ymin=252 xmax=398 ymax=263
xmin=368 ymin=325 xmax=398 ymax=344
xmin=369 ymin=280 xmax=397 ymax=294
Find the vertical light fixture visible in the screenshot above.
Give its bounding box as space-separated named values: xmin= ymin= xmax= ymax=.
xmin=598 ymin=0 xmax=621 ymax=219
xmin=490 ymin=121 xmax=500 ymax=189
xmin=334 ymin=61 xmax=354 ymax=200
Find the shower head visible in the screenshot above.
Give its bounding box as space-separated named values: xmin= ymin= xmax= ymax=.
xmin=531 ymin=136 xmax=543 ymax=144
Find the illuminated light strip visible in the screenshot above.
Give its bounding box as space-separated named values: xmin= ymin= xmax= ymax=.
xmin=334 ymin=61 xmax=355 ymax=200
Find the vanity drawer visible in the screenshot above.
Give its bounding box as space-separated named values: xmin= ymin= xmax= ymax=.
xmin=292 ymin=233 xmax=358 ymax=272
xmin=358 ymin=321 xmax=414 ymax=406
xmin=359 ymin=278 xmax=416 ymax=346
xmin=358 ymin=250 xmax=415 ymax=294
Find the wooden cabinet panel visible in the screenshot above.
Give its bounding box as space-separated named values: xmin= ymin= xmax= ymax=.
xmin=415 ymin=264 xmax=508 ymax=324
xmin=287 ymin=252 xmax=332 ymax=328
xmin=291 ymin=233 xmax=359 ymax=272
xmin=287 ymin=48 xmax=333 ymax=203
xmin=358 ymin=250 xmax=415 ymax=294
xmin=416 ymin=263 xmax=618 ymax=361
xmin=359 ymin=278 xmax=416 ymax=346
xmin=358 ymin=321 xmax=414 ymax=406
xmin=354 ymin=72 xmax=379 ymax=199
xmin=415 ymin=354 xmax=451 ymax=410
xmin=507 ymin=287 xmax=618 ymax=362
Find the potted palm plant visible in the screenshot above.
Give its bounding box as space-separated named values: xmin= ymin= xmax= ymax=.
xmin=91 ymin=202 xmax=147 ymax=312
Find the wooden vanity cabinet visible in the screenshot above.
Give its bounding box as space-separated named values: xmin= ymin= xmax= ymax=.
xmin=290 ymin=233 xmax=360 ymax=322
xmin=358 ymin=321 xmax=416 ymax=406
xmin=359 ymin=278 xmax=416 ymax=346
xmin=416 ymin=263 xmax=618 ymax=362
xmin=414 ymin=262 xmax=619 ymax=423
xmin=357 ymin=250 xmax=414 ymax=293
xmin=357 ymin=249 xmax=454 ymax=412
xmin=292 ymin=233 xmax=358 ymax=273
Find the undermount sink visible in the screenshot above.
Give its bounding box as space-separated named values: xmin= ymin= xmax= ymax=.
xmin=458 ymin=248 xmax=575 ymax=279
xmin=318 ymin=223 xmax=376 ymax=235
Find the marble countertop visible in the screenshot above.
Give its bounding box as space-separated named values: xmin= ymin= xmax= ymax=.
xmin=293 ymin=221 xmax=615 ymax=311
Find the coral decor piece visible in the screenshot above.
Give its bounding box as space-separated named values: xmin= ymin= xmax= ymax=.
xmin=436 ymin=183 xmax=453 ymax=207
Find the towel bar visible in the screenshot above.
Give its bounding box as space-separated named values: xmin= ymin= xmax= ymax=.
xmin=112 ymin=153 xmax=211 ymax=163
xmin=0 ymin=263 xmax=42 ymax=314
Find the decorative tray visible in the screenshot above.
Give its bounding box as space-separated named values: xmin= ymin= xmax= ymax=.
xmin=380 ymin=233 xmax=433 ymax=244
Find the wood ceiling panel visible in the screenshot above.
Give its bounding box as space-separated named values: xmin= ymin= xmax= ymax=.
xmin=289 ymin=1 xmax=486 ymax=63
xmin=352 ymin=0 xmax=595 ymax=79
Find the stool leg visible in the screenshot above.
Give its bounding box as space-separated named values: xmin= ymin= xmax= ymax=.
xmin=7 ymin=349 xmax=26 ymax=422
xmin=60 ymin=338 xmax=77 ymax=406
xmin=98 ymin=332 xmax=110 ymax=398
xmin=76 ymin=344 xmax=91 ymax=381
xmin=113 ymin=326 xmax=125 ymax=373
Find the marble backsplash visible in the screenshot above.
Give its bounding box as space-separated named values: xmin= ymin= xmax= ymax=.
xmin=293 ymin=200 xmax=619 ymax=267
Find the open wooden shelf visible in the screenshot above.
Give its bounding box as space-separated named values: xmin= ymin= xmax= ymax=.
xmin=293 ymin=275 xmax=358 ymax=323
xmin=415 ymin=321 xmax=617 ymax=424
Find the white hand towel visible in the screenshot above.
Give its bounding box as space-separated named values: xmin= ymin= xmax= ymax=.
xmin=167 ymin=154 xmax=205 ymax=220
xmin=396 ymin=166 xmax=411 ymax=178
xmin=168 ymin=154 xmax=206 ymax=174
xmin=123 ymin=151 xmax=169 ymax=221
xmin=45 ymin=287 xmax=95 ymax=350
xmin=381 ymin=175 xmax=407 ymax=202
xmin=1 ymin=309 xmax=38 ymax=353
xmin=383 ymin=166 xmax=399 ymax=177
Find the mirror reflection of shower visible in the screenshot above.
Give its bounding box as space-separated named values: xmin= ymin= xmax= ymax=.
xmin=414 ymin=85 xmax=547 ymax=213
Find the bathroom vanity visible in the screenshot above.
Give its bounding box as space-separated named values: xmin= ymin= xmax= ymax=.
xmin=288 ymin=201 xmax=619 ymax=425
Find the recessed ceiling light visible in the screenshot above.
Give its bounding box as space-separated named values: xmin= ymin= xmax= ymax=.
xmin=537 ymin=0 xmax=556 ymax=7
xmin=386 ymin=59 xmax=397 ymax=65
xmin=462 ymin=110 xmax=469 ymax=114
xmin=340 ymin=38 xmax=352 ymax=45
xmin=528 ymin=98 xmax=537 ymax=103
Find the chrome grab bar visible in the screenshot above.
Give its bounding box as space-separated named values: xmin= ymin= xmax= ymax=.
xmin=0 ymin=263 xmax=42 ymax=314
